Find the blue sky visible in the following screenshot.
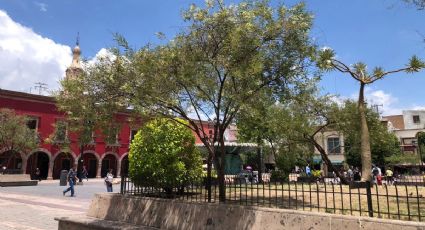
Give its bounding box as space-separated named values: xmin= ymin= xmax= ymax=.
xmin=0 ymin=0 xmax=424 ymax=115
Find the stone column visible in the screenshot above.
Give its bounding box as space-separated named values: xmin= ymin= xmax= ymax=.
xmin=21 ymin=157 xmax=28 ymax=175
xmin=96 ymin=161 xmax=102 ymax=178
xmin=116 ymin=160 xmax=122 ymax=178
xmin=47 ymin=159 xmax=53 ymax=180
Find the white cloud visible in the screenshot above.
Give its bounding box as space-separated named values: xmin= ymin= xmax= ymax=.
xmin=0 ymin=10 xmax=72 ymax=95
xmin=34 ymin=2 xmax=48 ymax=12
xmin=346 ymin=87 xmax=425 ymax=116
xmin=365 ymin=88 xmax=401 ymax=115
xmin=85 ymin=48 xmax=116 ymax=68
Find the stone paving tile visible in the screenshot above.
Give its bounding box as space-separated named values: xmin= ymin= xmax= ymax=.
xmin=0 ymin=178 xmax=120 ymax=230
xmin=0 ymin=198 xmax=84 ymax=230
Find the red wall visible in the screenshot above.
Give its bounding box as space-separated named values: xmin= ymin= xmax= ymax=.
xmin=0 ymin=91 xmax=211 ymax=160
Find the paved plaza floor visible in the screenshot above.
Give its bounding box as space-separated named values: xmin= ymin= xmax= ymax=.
xmin=0 ymin=178 xmax=120 ymax=230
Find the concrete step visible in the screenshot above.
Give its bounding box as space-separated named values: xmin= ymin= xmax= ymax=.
xmin=56 ymin=216 xmax=158 ymax=230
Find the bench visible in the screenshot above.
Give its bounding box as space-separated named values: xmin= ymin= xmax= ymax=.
xmin=0 ymin=174 xmax=38 ymax=187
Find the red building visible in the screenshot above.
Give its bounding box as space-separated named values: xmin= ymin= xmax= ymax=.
xmin=0 ymin=42 xmax=218 ymax=180
xmin=0 ymin=88 xmax=136 ymax=179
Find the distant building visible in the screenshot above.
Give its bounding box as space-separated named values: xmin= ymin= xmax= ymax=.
xmin=382 ymin=110 xmax=425 ymax=155
xmin=313 ymin=129 xmax=345 ymax=175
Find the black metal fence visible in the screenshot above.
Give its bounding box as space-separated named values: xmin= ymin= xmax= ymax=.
xmin=120 ymin=176 xmax=425 ymax=222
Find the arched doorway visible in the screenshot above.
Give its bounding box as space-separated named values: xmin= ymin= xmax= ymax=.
xmin=121 ymin=155 xmax=129 ymax=176
xmin=101 ymin=154 xmax=118 ymax=177
xmin=26 ymin=151 xmax=49 ymax=179
xmin=0 ymin=150 xmax=23 ymax=173
xmin=77 ymin=152 xmax=98 ymax=178
xmin=53 ymin=152 xmax=74 ymax=179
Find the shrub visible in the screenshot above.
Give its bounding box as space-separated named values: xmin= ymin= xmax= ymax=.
xmin=270 ymin=170 xmax=288 ymax=182
xmin=129 ymin=118 xmax=203 ymax=194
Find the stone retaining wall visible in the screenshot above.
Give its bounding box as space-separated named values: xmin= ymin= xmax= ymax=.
xmin=85 ymin=193 xmax=425 ymax=230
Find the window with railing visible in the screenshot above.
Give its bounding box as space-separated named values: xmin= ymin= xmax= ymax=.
xmin=327 ymin=137 xmax=341 ymax=154
xmin=26 ymin=116 xmax=39 ymax=131
xmin=105 ymin=126 xmax=120 ymax=146
xmin=130 ymin=129 xmax=138 ymax=144
xmin=53 ymin=120 xmax=68 ymax=143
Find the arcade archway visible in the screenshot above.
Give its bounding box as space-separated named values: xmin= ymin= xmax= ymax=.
xmin=101 ymin=153 xmax=118 ymax=177
xmin=26 ymin=151 xmax=50 ymax=179
xmin=77 ymin=152 xmax=98 ymax=178
xmin=0 ymin=150 xmax=23 ymax=173
xmin=53 ymin=152 xmax=74 ymax=179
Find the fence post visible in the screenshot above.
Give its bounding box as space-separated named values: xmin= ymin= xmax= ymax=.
xmin=120 ymin=175 xmax=125 ymax=194
xmin=366 ymin=181 xmax=373 ymax=217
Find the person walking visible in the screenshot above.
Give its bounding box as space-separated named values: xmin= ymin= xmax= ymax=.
xmin=105 ymin=169 xmax=114 ymax=192
xmin=386 ymin=168 xmax=394 ymax=185
xmin=347 ymin=166 xmax=354 ymax=182
xmin=81 ymin=166 xmax=88 ymax=181
xmin=63 ymin=165 xmax=77 ymax=197
xmin=305 ymin=164 xmax=311 ymax=177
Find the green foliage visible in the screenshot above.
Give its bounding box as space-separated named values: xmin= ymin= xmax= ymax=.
xmin=335 ymin=100 xmax=401 ymax=167
xmin=385 ymin=153 xmax=421 ymax=165
xmin=0 ymin=109 xmax=38 ymax=154
xmin=129 ymin=119 xmax=203 ymax=192
xmin=270 ymin=170 xmax=288 ymax=181
xmin=59 ymin=0 xmax=317 ymax=200
xmin=418 ymin=132 xmax=425 ymax=162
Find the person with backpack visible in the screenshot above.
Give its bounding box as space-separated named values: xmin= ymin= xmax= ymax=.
xmin=63 ymin=165 xmax=78 ymax=197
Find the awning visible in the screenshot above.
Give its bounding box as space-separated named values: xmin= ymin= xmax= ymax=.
xmin=330 ymin=160 xmax=344 ymax=165
xmin=312 ymin=155 xmax=322 ymax=164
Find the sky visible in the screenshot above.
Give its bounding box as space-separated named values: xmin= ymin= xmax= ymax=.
xmin=0 ymin=0 xmax=424 ymax=115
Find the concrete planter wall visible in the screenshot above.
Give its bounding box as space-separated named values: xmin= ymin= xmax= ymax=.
xmin=70 ymin=193 xmax=425 ymax=230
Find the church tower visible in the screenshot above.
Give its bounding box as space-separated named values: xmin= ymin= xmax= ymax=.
xmin=65 ymin=35 xmax=83 ymax=79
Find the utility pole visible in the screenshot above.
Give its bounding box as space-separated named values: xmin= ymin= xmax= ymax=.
xmin=34 ymin=82 xmax=48 ymax=95
xmin=371 ymin=104 xmax=383 ymax=116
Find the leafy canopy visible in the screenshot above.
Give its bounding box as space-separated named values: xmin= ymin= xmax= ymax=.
xmin=334 ymin=100 xmax=401 ymax=166
xmin=129 ymin=119 xmax=203 ymax=190
xmin=0 ymin=108 xmax=38 ymax=154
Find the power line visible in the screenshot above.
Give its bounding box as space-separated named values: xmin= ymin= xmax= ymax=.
xmin=371 ymin=104 xmax=383 ymax=115
xmin=34 ymin=82 xmax=48 ymax=95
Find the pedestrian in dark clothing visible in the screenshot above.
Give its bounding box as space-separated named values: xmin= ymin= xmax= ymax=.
xmin=81 ymin=166 xmax=88 ymax=181
xmin=63 ymin=165 xmax=77 ymax=197
xmin=353 ymin=167 xmax=361 ymax=181
xmin=35 ymin=168 xmax=41 ymax=181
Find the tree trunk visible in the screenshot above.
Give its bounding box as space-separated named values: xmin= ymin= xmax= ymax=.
xmin=358 ymin=82 xmax=372 ymax=182
xmin=206 ymin=149 xmax=213 ymax=202
xmin=310 ymin=137 xmax=348 ymax=184
xmin=217 ymin=137 xmax=226 ymax=202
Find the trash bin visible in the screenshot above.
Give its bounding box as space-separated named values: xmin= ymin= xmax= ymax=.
xmin=60 ymin=170 xmax=68 ymax=186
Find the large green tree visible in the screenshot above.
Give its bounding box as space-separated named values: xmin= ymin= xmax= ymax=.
xmin=334 ymin=100 xmax=401 ymax=167
xmin=317 ymin=49 xmax=424 ymax=181
xmin=0 ymin=109 xmax=38 ymax=170
xmin=129 ymin=119 xmax=202 ymax=194
xmin=60 ymin=0 xmax=315 ymax=201
xmin=237 ymin=83 xmax=350 ymax=182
